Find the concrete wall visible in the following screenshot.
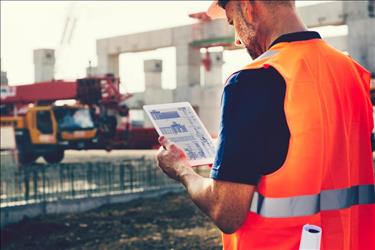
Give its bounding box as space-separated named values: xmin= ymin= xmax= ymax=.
xmin=1 ymin=185 xmax=182 ymax=228
xmin=96 ymin=19 xmax=232 ymax=56
xmin=297 ymin=1 xmax=345 ymax=28
xmin=96 ymin=19 xmax=233 ymax=87
xmin=324 ymin=35 xmax=348 ymax=52
xmin=95 ymin=1 xmax=375 ymax=75
xmin=96 ymin=1 xmax=353 ymax=76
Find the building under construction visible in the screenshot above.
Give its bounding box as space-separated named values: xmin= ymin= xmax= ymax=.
xmin=2 ymin=2 xmax=373 ymax=136
xmin=1 ymin=2 xmax=375 ymax=247
xmin=1 ymin=1 xmax=374 ymax=164
xmin=92 ymin=1 xmax=375 ymax=134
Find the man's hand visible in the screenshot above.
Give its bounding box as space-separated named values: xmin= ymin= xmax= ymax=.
xmin=156 ymin=136 xmax=191 ymax=181
xmin=156 ymin=136 xmax=255 ymax=234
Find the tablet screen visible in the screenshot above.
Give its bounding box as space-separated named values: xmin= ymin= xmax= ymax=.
xmin=143 ymin=102 xmax=215 ymax=166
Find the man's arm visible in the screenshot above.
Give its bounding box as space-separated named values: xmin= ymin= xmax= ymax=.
xmin=157 ymin=68 xmax=288 ymax=233
xmin=157 ymin=136 xmax=255 ymax=234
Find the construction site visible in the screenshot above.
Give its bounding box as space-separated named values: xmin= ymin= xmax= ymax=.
xmin=1 ymin=1 xmax=375 ymax=249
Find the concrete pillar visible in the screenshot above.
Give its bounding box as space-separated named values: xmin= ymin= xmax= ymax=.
xmin=97 ymin=53 xmax=119 ymax=77
xmin=86 ymin=60 xmax=99 ymax=77
xmin=86 ymin=66 xmax=98 ymax=77
xmin=1 ymin=71 xmax=8 ymax=85
xmin=203 ymin=51 xmax=224 ymax=87
xmin=344 ymin=1 xmax=375 ymax=73
xmin=143 ymin=59 xmax=173 ymax=127
xmin=33 ymin=49 xmax=55 ymax=82
xmin=189 ymin=52 xmax=225 ymax=135
xmin=200 ymin=85 xmax=222 ymax=136
xmin=175 ymin=45 xmax=201 ymax=102
xmin=144 ymin=59 xmax=162 ymax=89
xmin=187 ymin=51 xmax=225 ymax=135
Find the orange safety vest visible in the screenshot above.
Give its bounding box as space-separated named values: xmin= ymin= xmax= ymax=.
xmin=222 ymin=38 xmax=375 ymax=250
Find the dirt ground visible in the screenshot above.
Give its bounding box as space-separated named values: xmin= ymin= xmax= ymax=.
xmin=1 ymin=192 xmax=222 ymax=250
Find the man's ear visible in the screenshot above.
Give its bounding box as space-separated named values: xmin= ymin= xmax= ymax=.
xmin=239 ymin=0 xmax=254 ymax=23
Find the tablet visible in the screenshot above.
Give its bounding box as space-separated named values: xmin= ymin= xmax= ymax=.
xmin=143 ymin=102 xmax=216 ymax=166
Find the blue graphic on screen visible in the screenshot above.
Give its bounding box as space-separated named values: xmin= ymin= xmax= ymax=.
xmin=150 ymin=110 xmax=180 ymax=120
xmin=194 ymin=142 xmax=206 ymax=158
xmin=183 ymin=142 xmax=207 ymax=160
xmin=160 ymin=122 xmax=188 ymax=135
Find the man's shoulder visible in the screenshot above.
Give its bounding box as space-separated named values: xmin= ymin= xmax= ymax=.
xmin=225 ymin=67 xmax=285 ymax=89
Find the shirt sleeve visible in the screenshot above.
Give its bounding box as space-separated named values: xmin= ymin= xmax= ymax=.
xmin=210 ymin=68 xmax=290 ymax=185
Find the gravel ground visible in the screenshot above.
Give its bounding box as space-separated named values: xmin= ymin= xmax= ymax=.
xmin=2 ymin=151 xmax=372 ymax=250
xmin=1 ymin=192 xmax=222 ymax=250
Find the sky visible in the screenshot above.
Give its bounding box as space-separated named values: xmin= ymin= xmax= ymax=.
xmin=1 ymin=1 xmax=340 ymax=92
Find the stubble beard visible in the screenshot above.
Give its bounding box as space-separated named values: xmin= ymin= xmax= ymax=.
xmin=239 ymin=20 xmax=263 ymax=60
xmin=245 ymin=34 xmax=263 ymax=60
xmin=237 ymin=6 xmax=264 ymax=60
xmin=246 ymin=39 xmax=262 ymax=60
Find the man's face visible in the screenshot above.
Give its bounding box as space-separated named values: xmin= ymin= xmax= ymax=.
xmin=225 ymin=1 xmax=263 ymax=59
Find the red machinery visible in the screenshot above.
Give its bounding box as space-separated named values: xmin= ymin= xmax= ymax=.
xmin=1 ymin=74 xmax=159 ymax=153
xmin=1 ymin=74 xmax=131 ymax=105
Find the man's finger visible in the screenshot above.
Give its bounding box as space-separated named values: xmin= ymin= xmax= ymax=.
xmin=157 ymin=146 xmax=164 ymax=154
xmin=158 ymin=136 xmax=167 ymax=150
xmin=158 ymin=136 xmax=173 ymax=150
xmin=158 ymin=136 xmax=165 ymax=144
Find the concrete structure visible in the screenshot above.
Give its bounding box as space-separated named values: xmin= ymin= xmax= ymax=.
xmin=0 ymin=58 xmax=8 ymax=85
xmin=192 ymin=51 xmax=224 ymax=134
xmin=86 ymin=61 xmax=99 ymax=77
xmin=33 ymin=49 xmax=55 ymax=82
xmin=1 ymin=71 xmax=8 ymax=85
xmin=1 ymin=186 xmax=182 ymax=228
xmin=344 ymin=1 xmax=375 ymax=74
xmin=296 ymin=1 xmax=375 ymax=73
xmin=95 ymin=1 xmax=375 ymax=135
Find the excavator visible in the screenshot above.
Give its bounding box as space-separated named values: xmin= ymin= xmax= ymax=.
xmin=0 ymin=74 xmax=158 ymax=164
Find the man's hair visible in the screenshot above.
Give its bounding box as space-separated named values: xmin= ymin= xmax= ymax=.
xmin=218 ymin=0 xmax=295 ymax=9
xmin=263 ymin=0 xmax=295 ymax=7
xmin=218 ymin=0 xmax=229 ymax=9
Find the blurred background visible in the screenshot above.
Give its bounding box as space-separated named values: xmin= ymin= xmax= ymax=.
xmin=1 ymin=1 xmax=374 ymax=249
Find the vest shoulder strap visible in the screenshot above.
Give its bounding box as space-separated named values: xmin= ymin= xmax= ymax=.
xmin=242 ymin=49 xmax=282 ymax=71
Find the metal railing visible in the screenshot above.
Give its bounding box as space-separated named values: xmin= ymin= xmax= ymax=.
xmin=0 ymin=157 xmax=178 ymax=207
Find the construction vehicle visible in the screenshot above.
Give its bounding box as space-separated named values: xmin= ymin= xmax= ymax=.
xmin=0 ymin=74 xmax=158 ymax=164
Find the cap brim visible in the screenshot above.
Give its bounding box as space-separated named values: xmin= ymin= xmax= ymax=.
xmin=207 ymin=1 xmax=226 ymax=19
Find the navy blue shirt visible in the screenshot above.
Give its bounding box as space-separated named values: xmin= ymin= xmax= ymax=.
xmin=210 ymin=31 xmax=322 ymax=185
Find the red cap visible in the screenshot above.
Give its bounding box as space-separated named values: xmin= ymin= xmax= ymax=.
xmin=207 ymin=0 xmax=226 ymax=19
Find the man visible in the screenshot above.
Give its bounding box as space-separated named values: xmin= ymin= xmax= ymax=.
xmin=157 ymin=1 xmax=375 ymax=249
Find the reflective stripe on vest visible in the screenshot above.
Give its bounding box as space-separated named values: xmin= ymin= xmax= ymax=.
xmin=250 ymin=184 xmax=375 ymax=218
xmin=253 ymin=50 xmax=279 ymax=61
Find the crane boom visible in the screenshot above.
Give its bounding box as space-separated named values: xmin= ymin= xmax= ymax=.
xmin=1 ymin=81 xmax=76 ymax=104
xmin=0 ymin=75 xmax=131 ymax=105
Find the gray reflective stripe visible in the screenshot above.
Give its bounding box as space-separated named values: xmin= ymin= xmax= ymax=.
xmin=254 ymin=50 xmax=279 ymax=61
xmin=250 ymin=184 xmax=375 ymax=218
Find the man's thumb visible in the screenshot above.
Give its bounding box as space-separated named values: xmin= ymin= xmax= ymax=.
xmin=159 ymin=136 xmax=173 ymax=149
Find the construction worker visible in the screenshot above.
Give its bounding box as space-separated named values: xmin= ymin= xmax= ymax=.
xmin=157 ymin=0 xmax=375 ymax=249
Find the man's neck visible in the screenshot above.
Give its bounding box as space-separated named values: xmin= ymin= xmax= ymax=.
xmin=264 ymin=12 xmax=307 ymax=50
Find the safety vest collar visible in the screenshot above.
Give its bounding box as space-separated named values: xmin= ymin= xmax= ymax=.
xmin=250 ymin=184 xmax=375 ymax=218
xmin=252 ymin=50 xmax=280 ymax=63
